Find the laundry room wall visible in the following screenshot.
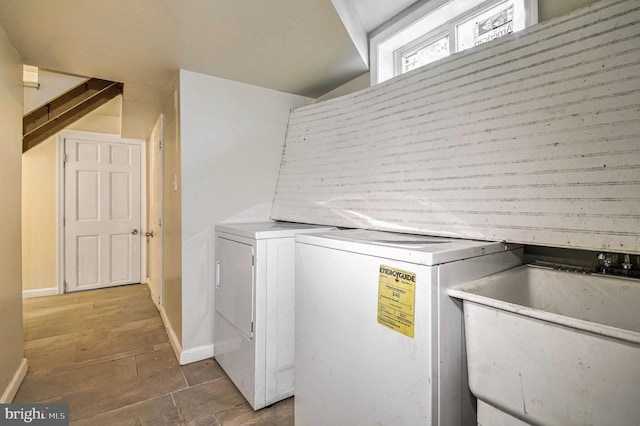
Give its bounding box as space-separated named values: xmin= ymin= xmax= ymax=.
xmin=272 ymin=0 xmax=640 ymax=255
xmin=160 ymin=76 xmax=183 ymax=348
xmin=177 ymin=70 xmax=312 ymax=362
xmin=0 ymin=23 xmax=26 ymax=402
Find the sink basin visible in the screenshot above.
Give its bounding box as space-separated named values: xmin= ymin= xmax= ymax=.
xmin=449 ymin=265 xmax=640 ymax=426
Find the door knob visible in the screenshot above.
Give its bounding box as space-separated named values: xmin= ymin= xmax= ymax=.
xmin=145 ymin=231 xmax=154 ymax=237
xmin=131 ymin=229 xmax=139 ymax=235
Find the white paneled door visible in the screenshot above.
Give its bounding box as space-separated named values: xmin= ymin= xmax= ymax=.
xmin=64 ymin=134 xmax=142 ymax=292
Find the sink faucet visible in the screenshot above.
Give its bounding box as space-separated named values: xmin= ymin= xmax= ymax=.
xmin=597 ymin=252 xmax=617 ymax=269
xmin=596 ymin=252 xmax=638 ymax=278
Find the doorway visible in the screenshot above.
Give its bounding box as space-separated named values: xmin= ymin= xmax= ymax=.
xmin=147 ymin=115 xmax=164 ymax=308
xmin=58 ymin=130 xmax=145 ymax=292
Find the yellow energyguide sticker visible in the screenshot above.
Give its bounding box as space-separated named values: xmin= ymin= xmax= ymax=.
xmin=377 ymin=265 xmax=416 ymax=338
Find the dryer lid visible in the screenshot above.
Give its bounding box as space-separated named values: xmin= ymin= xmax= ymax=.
xmin=215 ymin=221 xmax=334 ymax=240
xmin=295 ymin=229 xmax=520 ymax=265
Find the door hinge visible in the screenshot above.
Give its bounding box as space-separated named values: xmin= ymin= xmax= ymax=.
xmin=159 ymin=139 xmax=163 ymax=150
xmin=251 ymin=322 xmax=254 ymax=333
xmin=63 ymin=281 xmax=67 ymax=292
xmin=63 ymin=154 xmax=68 ymax=165
xmin=252 ymin=255 xmax=255 ymax=266
xmin=158 ymin=218 xmax=162 ymax=228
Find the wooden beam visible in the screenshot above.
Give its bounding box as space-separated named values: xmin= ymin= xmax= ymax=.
xmin=22 ymin=81 xmax=123 ymax=152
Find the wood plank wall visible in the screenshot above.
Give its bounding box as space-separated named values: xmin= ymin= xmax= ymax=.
xmin=271 ymin=0 xmax=640 ymax=254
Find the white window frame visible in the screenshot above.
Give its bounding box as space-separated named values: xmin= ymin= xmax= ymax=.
xmin=395 ymin=31 xmax=450 ymax=76
xmin=370 ymin=0 xmax=538 ymax=85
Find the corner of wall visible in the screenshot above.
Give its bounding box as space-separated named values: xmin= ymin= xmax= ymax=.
xmin=0 ymin=359 xmax=28 ymax=403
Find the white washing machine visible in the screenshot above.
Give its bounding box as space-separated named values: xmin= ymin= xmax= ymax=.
xmin=213 ymin=221 xmax=334 ymax=410
xmin=294 ymin=229 xmax=523 ymax=425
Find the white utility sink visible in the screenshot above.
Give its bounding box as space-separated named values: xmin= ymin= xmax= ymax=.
xmin=449 ymin=264 xmax=640 ymax=426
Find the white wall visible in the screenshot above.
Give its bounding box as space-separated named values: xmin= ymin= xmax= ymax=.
xmin=23 ymin=69 xmax=85 ymax=113
xmin=178 ymin=69 xmax=312 ymax=357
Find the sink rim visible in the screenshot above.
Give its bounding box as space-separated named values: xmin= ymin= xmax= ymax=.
xmin=449 ymin=264 xmax=640 ymax=345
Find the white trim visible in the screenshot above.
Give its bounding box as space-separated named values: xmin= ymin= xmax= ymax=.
xmin=0 ymin=358 xmax=28 ymax=403
xmin=370 ymin=0 xmax=537 ymax=84
xmin=369 ymin=0 xmax=450 ymax=84
xmin=57 ymin=130 xmax=147 ymax=293
xmin=179 ymin=344 xmax=215 ymax=366
xmin=56 ymin=135 xmax=64 ymax=295
xmin=158 ymin=303 xmax=214 ymax=366
xmin=140 ymin=137 xmax=147 ymax=288
xmin=22 ymin=287 xmax=58 ymax=299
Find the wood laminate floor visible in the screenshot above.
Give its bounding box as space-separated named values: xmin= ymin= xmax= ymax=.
xmin=15 ymin=283 xmax=293 ymax=425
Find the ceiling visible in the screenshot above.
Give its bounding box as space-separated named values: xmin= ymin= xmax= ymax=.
xmin=0 ymin=0 xmax=417 ymax=138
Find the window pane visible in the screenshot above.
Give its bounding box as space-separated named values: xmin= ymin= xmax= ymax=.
xmin=457 ymin=3 xmax=515 ymax=52
xmin=401 ymin=35 xmax=450 ymax=74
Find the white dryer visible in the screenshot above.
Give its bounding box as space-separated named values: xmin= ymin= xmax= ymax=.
xmin=294 ymin=229 xmax=523 ymax=425
xmin=213 ymin=221 xmax=334 ymax=410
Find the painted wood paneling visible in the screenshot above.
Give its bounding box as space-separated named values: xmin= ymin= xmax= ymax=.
xmin=272 ymin=0 xmax=640 ymax=254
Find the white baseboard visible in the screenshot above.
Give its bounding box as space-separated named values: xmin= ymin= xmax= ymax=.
xmin=158 ymin=305 xmax=214 ymax=366
xmin=1 ymin=358 xmax=28 ymax=403
xmin=179 ymin=344 xmax=214 ymax=365
xmin=22 ymin=287 xmax=58 ymax=299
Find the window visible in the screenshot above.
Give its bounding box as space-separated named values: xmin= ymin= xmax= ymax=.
xmin=400 ymin=35 xmax=450 ymax=74
xmin=370 ymin=0 xmax=538 ymax=84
